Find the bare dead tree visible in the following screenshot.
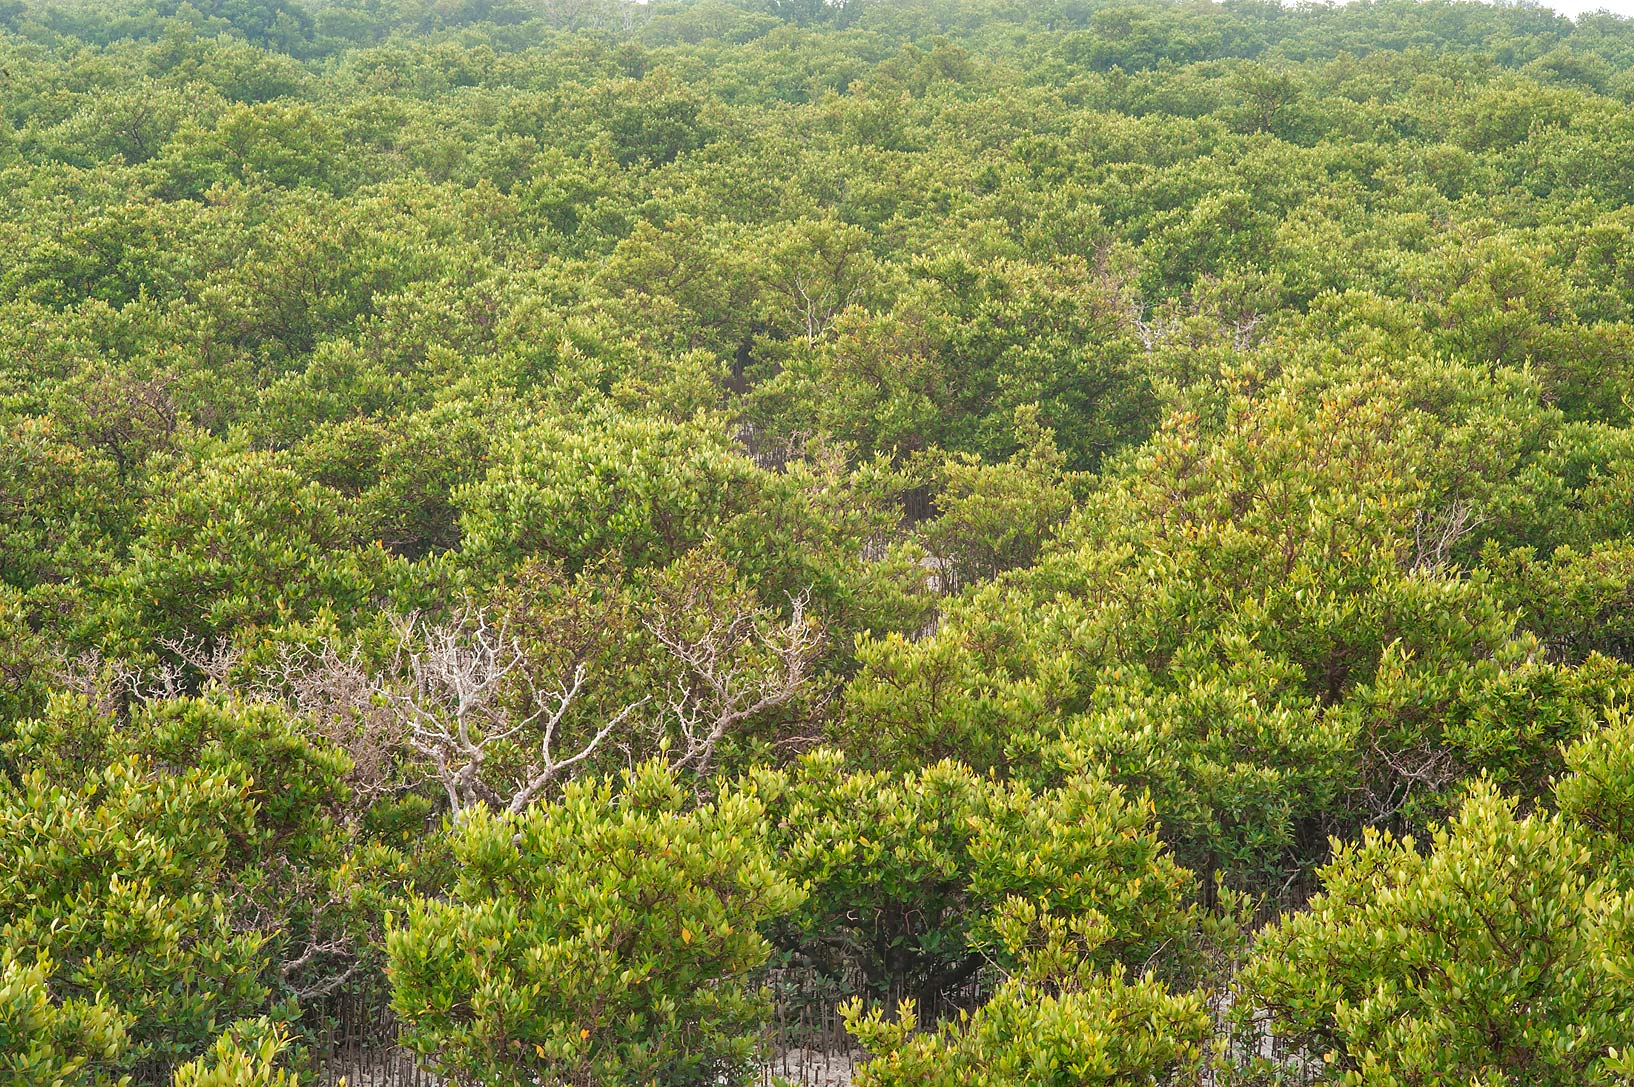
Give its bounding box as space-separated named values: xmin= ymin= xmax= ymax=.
xmin=1117 ymin=284 xmax=1263 ymax=356
xmin=47 ymin=632 xmax=246 ymax=717
xmin=246 ymin=641 xmax=408 ymax=807
xmin=278 ymin=934 xmax=365 ymax=1004
xmin=232 ymin=856 xmax=372 ymax=1004
xmin=47 ymin=641 xmax=221 ymax=716
xmin=49 ymin=579 xmax=829 ymax=821
xmin=47 ymin=649 xmax=129 ymax=718
xmin=1361 ymin=733 xmax=1461 ymax=827
xmin=1134 ymin=309 xmax=1180 ymax=353
xmin=791 ymin=267 xmax=861 ymax=347
xmin=1231 ymin=313 xmax=1263 ymax=352
xmin=647 ymin=590 xmax=827 ymax=778
xmin=160 ymin=634 xmax=243 ymax=688
xmin=376 ymin=608 xmax=648 ymax=818
xmin=1411 ymin=500 xmax=1485 ymax=572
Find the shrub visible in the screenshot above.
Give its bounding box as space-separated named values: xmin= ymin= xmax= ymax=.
xmin=1238 ymin=782 xmax=1634 ymax=1086
xmin=388 ymin=760 xmax=804 ymax=1087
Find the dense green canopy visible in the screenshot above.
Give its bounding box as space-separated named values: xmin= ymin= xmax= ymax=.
xmin=3 ymin=0 xmax=1634 ymax=1083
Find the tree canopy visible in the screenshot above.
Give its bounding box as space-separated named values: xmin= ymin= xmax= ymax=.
xmin=4 ymin=0 xmax=1634 ymax=1082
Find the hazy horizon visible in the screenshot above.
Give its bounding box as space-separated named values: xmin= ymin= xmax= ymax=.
xmin=1330 ymin=0 xmax=1634 ymax=20
xmin=1507 ymin=0 xmax=1631 ymax=16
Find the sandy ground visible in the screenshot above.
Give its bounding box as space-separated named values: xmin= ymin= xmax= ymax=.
xmin=761 ymin=1048 xmax=861 ymax=1086
xmin=321 ymin=1049 xmax=864 ymax=1087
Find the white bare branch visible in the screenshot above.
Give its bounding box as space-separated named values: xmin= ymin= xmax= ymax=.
xmin=647 ymin=590 xmax=826 ymax=778
xmin=374 ymin=607 xmax=646 ymax=818
xmin=158 ymin=634 xmax=242 ymax=689
xmin=1411 ymin=500 xmax=1485 ymax=572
